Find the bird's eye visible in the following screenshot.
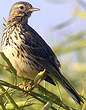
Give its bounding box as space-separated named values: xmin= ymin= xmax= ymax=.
xmin=19 ymin=6 xmax=25 ymax=10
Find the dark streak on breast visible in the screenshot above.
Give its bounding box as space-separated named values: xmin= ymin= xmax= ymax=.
xmin=12 ymin=53 xmax=14 ymax=56
xmin=5 ymin=38 xmax=9 ymax=46
xmin=14 ymin=32 xmax=18 ymax=40
xmin=20 ymin=45 xmax=24 ymax=52
xmin=17 ymin=50 xmax=20 ymax=58
xmin=21 ymin=54 xmax=24 ymax=58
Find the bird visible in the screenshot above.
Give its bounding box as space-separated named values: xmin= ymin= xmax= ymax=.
xmin=1 ymin=1 xmax=83 ymax=104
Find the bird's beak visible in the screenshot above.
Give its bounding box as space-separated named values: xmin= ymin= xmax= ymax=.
xmin=29 ymin=7 xmax=40 ymax=12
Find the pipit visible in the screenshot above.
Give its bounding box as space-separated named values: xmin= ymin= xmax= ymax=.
xmin=1 ymin=1 xmax=83 ymax=104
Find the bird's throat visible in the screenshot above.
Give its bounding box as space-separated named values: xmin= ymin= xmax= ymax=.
xmin=7 ymin=16 xmax=28 ymax=27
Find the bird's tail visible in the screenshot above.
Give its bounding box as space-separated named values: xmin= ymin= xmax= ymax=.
xmin=55 ymin=70 xmax=84 ymax=104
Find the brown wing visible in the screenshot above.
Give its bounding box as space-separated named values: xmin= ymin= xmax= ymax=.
xmin=21 ymin=24 xmax=60 ymax=71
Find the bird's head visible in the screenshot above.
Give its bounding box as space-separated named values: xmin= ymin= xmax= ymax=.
xmin=7 ymin=1 xmax=40 ymax=25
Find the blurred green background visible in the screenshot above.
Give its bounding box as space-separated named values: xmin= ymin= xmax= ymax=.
xmin=0 ymin=0 xmax=86 ymax=110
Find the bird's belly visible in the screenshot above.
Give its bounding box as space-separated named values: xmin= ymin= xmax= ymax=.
xmin=2 ymin=46 xmax=39 ymax=79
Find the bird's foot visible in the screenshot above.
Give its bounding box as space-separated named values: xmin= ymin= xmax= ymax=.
xmin=18 ymin=70 xmax=46 ymax=95
xmin=18 ymin=77 xmax=45 ymax=95
xmin=18 ymin=80 xmax=34 ymax=90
